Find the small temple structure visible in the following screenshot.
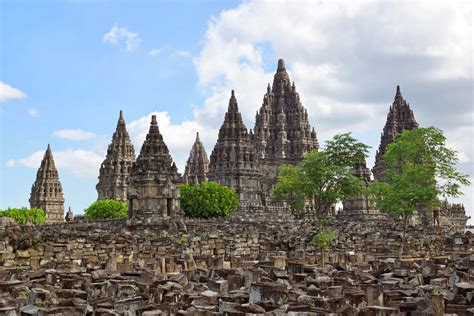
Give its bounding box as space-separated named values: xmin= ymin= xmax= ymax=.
xmin=127 ymin=115 xmax=181 ymax=220
xmin=208 ymin=90 xmax=263 ymax=209
xmin=29 ymin=144 xmax=65 ymax=223
xmin=183 ymin=132 xmax=209 ymax=184
xmin=96 ymin=110 xmax=136 ymax=202
xmin=372 ymin=85 xmax=419 ymax=181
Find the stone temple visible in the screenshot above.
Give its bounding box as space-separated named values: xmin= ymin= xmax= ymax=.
xmin=253 ymin=59 xmax=319 ymax=198
xmin=372 ymin=85 xmax=418 ymax=181
xmin=127 ymin=115 xmax=181 ymax=220
xmin=208 ymin=90 xmax=263 ymax=209
xmin=183 ymin=132 xmax=209 ymax=184
xmin=29 ymin=144 xmax=65 ymax=223
xmin=96 ymin=110 xmax=136 ymax=202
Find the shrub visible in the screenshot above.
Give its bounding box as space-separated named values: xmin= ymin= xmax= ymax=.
xmin=0 ymin=207 xmax=46 ymax=224
xmin=180 ymin=182 xmax=239 ymax=218
xmin=84 ymin=200 xmax=128 ymax=220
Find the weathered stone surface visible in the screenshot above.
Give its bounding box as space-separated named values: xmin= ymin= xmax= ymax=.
xmin=96 ymin=110 xmax=136 ymax=202
xmin=183 ymin=132 xmax=209 ymax=184
xmin=29 ymin=144 xmax=65 ymax=223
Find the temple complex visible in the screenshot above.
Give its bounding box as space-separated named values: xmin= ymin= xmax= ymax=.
xmin=372 ymin=85 xmax=419 ymax=181
xmin=208 ymin=90 xmax=263 ymax=208
xmin=253 ymin=59 xmax=319 ymax=197
xmin=96 ymin=110 xmax=136 ymax=202
xmin=183 ymin=132 xmax=209 ymax=184
xmin=29 ymin=144 xmax=65 ymax=223
xmin=127 ymin=115 xmax=181 ymax=220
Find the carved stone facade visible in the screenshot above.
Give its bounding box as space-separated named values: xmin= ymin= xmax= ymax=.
xmin=341 ymin=161 xmax=380 ymax=217
xmin=372 ymin=86 xmax=419 ymax=181
xmin=184 ymin=132 xmax=209 ymax=184
xmin=208 ymin=91 xmax=263 ymax=207
xmin=96 ymin=111 xmax=136 ymax=202
xmin=29 ymin=144 xmax=65 ymax=223
xmin=253 ymin=59 xmax=319 ymax=197
xmin=128 ymin=115 xmax=181 ymax=220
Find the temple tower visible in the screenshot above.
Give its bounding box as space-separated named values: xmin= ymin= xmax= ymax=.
xmin=208 ymin=90 xmax=263 ymax=208
xmin=96 ymin=110 xmax=136 ymax=202
xmin=184 ymin=132 xmax=209 ymax=184
xmin=372 ymin=86 xmax=418 ymax=181
xmin=127 ymin=115 xmax=181 ymax=220
xmin=253 ymin=59 xmax=319 ymax=196
xmin=29 ymin=144 xmax=65 ymax=223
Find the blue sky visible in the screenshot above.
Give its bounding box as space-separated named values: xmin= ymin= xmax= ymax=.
xmin=1 ymin=0 xmax=472 ymax=222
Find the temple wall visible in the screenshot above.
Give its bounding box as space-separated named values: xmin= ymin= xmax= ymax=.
xmin=1 ymin=217 xmax=472 ymax=275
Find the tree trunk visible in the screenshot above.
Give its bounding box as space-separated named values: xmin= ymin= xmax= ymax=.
xmin=399 ymin=215 xmax=408 ymax=259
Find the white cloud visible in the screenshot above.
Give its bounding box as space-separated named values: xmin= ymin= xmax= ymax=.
xmin=27 ymin=108 xmax=39 ymax=117
xmin=0 ymin=82 xmax=26 ymax=103
xmin=148 ymin=48 xmax=161 ymax=56
xmin=103 ymin=24 xmax=142 ymax=52
xmin=175 ymin=50 xmax=191 ymax=57
xmin=128 ymin=111 xmax=217 ymax=173
xmin=53 ymin=129 xmax=96 ymax=141
xmin=5 ymin=148 xmax=103 ymax=179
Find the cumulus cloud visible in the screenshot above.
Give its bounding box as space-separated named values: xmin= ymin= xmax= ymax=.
xmin=5 ymin=148 xmax=103 ymax=179
xmin=53 ymin=129 xmax=96 ymax=141
xmin=128 ymin=111 xmax=218 ymax=173
xmin=148 ymin=48 xmax=161 ymax=56
xmin=27 ymin=108 xmax=39 ymax=117
xmin=193 ymin=0 xmax=473 ymax=218
xmin=103 ymin=24 xmax=142 ymax=52
xmin=0 ymin=82 xmax=26 ymax=103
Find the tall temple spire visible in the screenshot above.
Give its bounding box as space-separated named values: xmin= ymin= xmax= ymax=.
xmin=208 ymin=91 xmax=262 ymax=207
xmin=96 ymin=110 xmax=136 ymax=202
xmin=128 ymin=115 xmax=181 ymax=220
xmin=184 ymin=132 xmax=209 ymax=184
xmin=372 ymin=85 xmax=419 ymax=181
xmin=253 ymin=58 xmax=319 ymax=200
xmin=29 ymin=144 xmax=65 ymax=223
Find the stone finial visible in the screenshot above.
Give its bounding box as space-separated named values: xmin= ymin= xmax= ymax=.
xmin=277 ymin=58 xmax=286 ymax=71
xmin=151 ymin=115 xmax=157 ymax=124
xmin=30 ymin=144 xmax=65 ymax=223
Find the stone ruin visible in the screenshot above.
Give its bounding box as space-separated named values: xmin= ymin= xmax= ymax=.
xmin=183 ymin=133 xmax=209 ymax=185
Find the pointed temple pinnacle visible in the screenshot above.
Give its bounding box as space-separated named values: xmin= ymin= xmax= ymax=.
xmin=231 ymin=90 xmax=235 ymax=97
xmin=151 ymin=115 xmax=157 ymax=125
xmin=119 ymin=110 xmax=124 ymax=120
xmin=196 ymin=131 xmax=200 ymax=140
xmin=47 ymin=143 xmax=51 ymax=152
xmin=396 ymin=85 xmax=401 ymax=97
xmin=277 ymin=58 xmax=286 ymax=71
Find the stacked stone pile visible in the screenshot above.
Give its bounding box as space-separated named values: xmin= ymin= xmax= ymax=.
xmin=0 ymin=255 xmax=473 ymax=315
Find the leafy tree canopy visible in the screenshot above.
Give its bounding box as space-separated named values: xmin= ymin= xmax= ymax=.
xmin=311 ymin=229 xmax=337 ymax=248
xmin=84 ymin=200 xmax=128 ymax=220
xmin=0 ymin=207 xmax=46 ymax=225
xmin=367 ymin=127 xmax=470 ymax=257
xmin=180 ymin=182 xmax=239 ymax=219
xmin=273 ymin=132 xmax=370 ymax=216
xmin=368 ymin=127 xmax=470 ymax=217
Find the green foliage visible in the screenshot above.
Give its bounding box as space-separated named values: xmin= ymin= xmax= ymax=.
xmin=273 ymin=132 xmax=370 ymax=216
xmin=0 ymin=207 xmax=46 ymax=225
xmin=311 ymin=229 xmax=337 ymax=248
xmin=367 ymin=127 xmax=470 ymax=257
xmin=84 ymin=200 xmax=128 ymax=220
xmin=180 ymin=182 xmax=239 ymax=218
xmin=368 ymin=127 xmax=470 ymax=218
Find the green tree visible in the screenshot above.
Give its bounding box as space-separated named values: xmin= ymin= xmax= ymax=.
xmin=273 ymin=132 xmax=370 ymax=216
xmin=0 ymin=207 xmax=46 ymax=225
xmin=84 ymin=200 xmax=128 ymax=220
xmin=180 ymin=182 xmax=239 ymax=218
xmin=367 ymin=127 xmax=470 ymax=258
xmin=311 ymin=229 xmax=337 ymax=267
